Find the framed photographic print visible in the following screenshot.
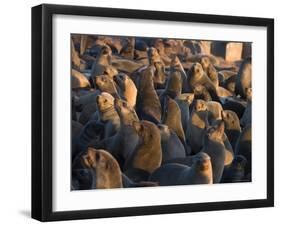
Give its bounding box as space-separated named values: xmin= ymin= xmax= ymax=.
xmin=31 ymin=4 xmax=274 ymax=221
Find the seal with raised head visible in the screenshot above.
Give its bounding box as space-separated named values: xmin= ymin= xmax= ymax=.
xmin=136 ymin=66 xmax=162 ymax=124
xmin=94 ymin=74 xmax=120 ymax=98
xmin=170 ymin=55 xmax=189 ymax=93
xmin=200 ymin=56 xmax=219 ymax=88
xmin=96 ymin=92 xmax=120 ymax=138
xmin=82 ymin=148 xmax=123 ymax=189
xmin=113 ymin=73 xmax=137 ymax=108
xmin=90 ymin=45 xmax=113 ymax=81
xmin=147 ymin=47 xmax=166 ymax=88
xmin=162 ymin=96 xmax=190 ymax=155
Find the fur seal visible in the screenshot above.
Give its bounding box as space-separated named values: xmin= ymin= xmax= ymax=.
xmin=222 ymin=110 xmax=241 ymax=149
xmin=240 ymin=88 xmax=252 ymax=127
xmin=187 ymin=62 xmax=220 ymax=102
xmin=90 ymin=45 xmax=113 ymax=81
xmin=235 ymin=57 xmax=252 ymax=99
xmin=147 ymin=47 xmax=166 ymax=88
xmin=158 ymin=124 xmax=186 ymax=163
xmin=216 ymin=86 xmax=234 ymax=97
xmin=161 ymin=70 xmax=182 ymax=99
xmin=72 ymin=168 xmax=95 ymax=190
xmin=136 ymin=66 xmax=162 ymax=123
xmin=124 ymin=120 xmax=162 ymax=173
xmin=175 ymin=95 xmax=191 ymax=139
xmin=75 ymin=90 xmax=100 ymax=113
xmin=200 ymin=56 xmax=219 ymax=88
xmin=201 ymin=121 xmax=226 ymax=183
xmin=221 ymin=155 xmax=248 ymax=183
xmin=97 ymin=98 xmax=140 ymax=168
xmin=71 ymin=69 xmax=91 ymax=89
xmin=187 ymin=99 xmax=209 ymax=154
xmin=78 ymin=102 xmax=98 ymax=125
xmin=82 ymin=148 xmax=123 ymax=189
xmin=194 ymin=85 xmax=212 ymax=102
xmin=112 ymin=58 xmax=144 ymax=74
xmin=221 ymin=96 xmax=247 ymax=119
xmin=162 ymin=96 xmax=190 ymax=155
xmin=113 ymin=73 xmax=137 ymax=108
xmin=206 ymin=101 xmax=223 ymax=124
xmin=72 ymin=120 xmax=83 ymax=140
xmin=120 ymin=37 xmax=135 ymax=59
xmin=94 ymin=74 xmax=120 ymax=98
xmin=170 ymin=55 xmax=188 ymax=93
xmin=96 ymin=92 xmax=120 ymax=138
xmin=222 ymin=73 xmax=236 ymax=94
xmin=235 ymin=124 xmax=252 ymax=176
xmin=149 ymin=152 xmax=213 ymax=186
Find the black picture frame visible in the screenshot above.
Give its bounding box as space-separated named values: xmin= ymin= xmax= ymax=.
xmin=31 ymin=3 xmax=274 ymax=222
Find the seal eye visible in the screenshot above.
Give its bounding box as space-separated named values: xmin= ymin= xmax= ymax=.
xmin=122 ymin=102 xmax=127 ymax=107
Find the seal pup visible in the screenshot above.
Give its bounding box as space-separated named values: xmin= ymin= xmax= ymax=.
xmin=124 ymin=120 xmax=162 ymax=173
xmin=149 ymin=152 xmax=213 ymax=186
xmin=82 ymin=148 xmax=123 ymax=189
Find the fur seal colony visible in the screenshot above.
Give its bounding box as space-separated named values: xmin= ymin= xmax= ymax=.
xmin=71 ymin=34 xmax=252 ymax=190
